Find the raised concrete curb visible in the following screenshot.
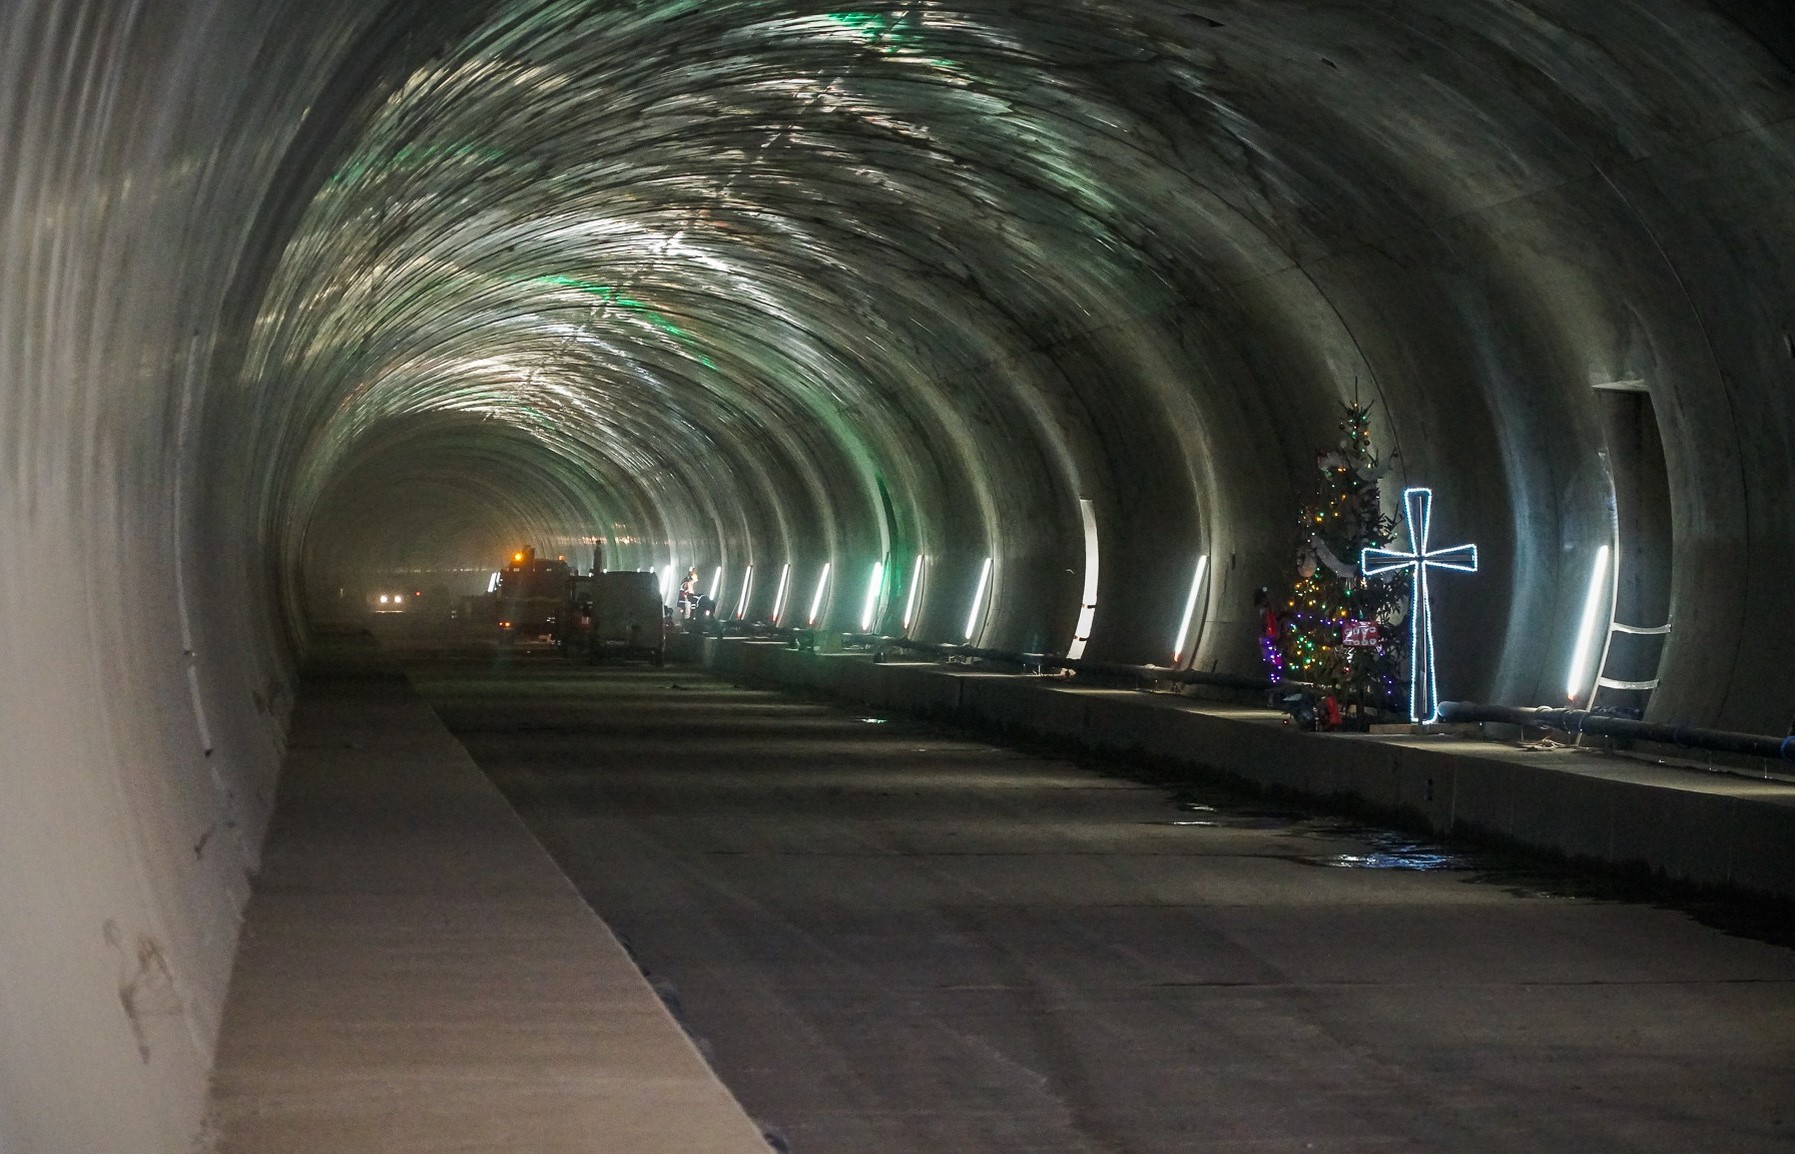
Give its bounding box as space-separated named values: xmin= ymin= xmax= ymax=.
xmin=701 ymin=638 xmax=1795 ymax=902
xmin=206 ymin=638 xmax=772 ymax=1153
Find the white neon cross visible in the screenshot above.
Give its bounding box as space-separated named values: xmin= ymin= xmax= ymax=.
xmin=1361 ymin=487 xmax=1478 ymax=723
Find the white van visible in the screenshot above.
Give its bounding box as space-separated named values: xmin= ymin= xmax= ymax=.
xmin=569 ymin=571 xmax=667 ymax=664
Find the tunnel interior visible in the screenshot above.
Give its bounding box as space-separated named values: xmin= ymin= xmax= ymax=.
xmin=6 ymin=1 xmax=1795 ymax=1149
xmin=248 ymin=0 xmax=1795 ymax=724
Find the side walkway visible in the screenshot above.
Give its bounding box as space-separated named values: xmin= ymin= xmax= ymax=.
xmin=204 ymin=636 xmax=770 ymax=1153
xmin=704 ymin=640 xmax=1795 ymax=902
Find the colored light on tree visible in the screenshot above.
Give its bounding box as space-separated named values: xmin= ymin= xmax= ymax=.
xmin=1264 ymin=401 xmax=1406 ymax=713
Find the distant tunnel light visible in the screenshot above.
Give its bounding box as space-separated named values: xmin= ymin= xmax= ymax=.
xmin=1173 ymin=555 xmax=1210 ymax=665
xmin=965 ymin=557 xmax=993 ymax=642
xmin=734 ymin=566 xmax=754 ymax=620
xmin=1567 ymin=544 xmax=1612 ymax=702
xmin=772 ymin=564 xmax=793 ymax=625
xmin=1067 ymin=499 xmax=1100 ymax=661
xmin=859 ymin=561 xmax=885 ymax=632
xmin=808 ymin=563 xmax=832 ymax=626
xmin=903 ymin=554 xmax=926 ymax=632
xmin=709 ymin=566 xmax=723 ymax=601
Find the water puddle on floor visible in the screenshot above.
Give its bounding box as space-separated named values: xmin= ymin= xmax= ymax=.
xmin=1145 ymin=785 xmax=1792 ymax=954
xmin=1149 ymin=788 xmax=1478 ymax=871
xmin=1312 ymin=831 xmax=1475 ymax=871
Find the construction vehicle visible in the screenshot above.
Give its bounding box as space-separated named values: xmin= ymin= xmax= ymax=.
xmin=563 ymin=570 xmax=666 ymax=665
xmin=495 ymin=548 xmax=570 ymax=642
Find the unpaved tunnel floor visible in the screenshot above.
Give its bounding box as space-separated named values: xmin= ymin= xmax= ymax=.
xmin=406 ymin=652 xmax=1795 ymax=1154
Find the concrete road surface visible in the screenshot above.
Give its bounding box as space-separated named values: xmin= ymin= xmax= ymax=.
xmin=410 ymin=655 xmax=1795 ymax=1154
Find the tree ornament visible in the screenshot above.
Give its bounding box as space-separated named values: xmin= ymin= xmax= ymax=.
xmin=1261 ymin=399 xmax=1407 ymax=718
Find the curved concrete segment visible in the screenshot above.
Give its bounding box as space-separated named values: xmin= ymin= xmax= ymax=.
xmin=204 ymin=637 xmax=772 ymax=1153
xmin=7 ymin=0 xmax=1795 ymax=1149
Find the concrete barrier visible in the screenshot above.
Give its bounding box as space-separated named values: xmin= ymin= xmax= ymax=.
xmin=705 ymin=647 xmax=1795 ymax=902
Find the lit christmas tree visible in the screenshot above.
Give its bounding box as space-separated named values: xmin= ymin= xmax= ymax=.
xmin=1266 ymin=400 xmax=1407 ymax=718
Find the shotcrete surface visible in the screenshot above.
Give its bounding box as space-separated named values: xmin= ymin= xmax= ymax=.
xmin=411 ymin=652 xmax=1795 ymax=1154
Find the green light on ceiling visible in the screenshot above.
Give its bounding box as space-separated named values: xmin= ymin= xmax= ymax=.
xmin=534 ymin=275 xmax=717 ymax=370
xmin=824 ymin=11 xmax=923 ymax=53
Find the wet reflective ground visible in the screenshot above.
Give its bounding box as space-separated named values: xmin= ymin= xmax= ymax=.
xmin=409 ymin=653 xmax=1795 ymax=1154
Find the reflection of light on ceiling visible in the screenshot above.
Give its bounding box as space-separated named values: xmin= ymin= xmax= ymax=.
xmin=258 ymin=0 xmax=1313 ymax=639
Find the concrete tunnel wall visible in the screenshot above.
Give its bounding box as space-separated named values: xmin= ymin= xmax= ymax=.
xmin=5 ymin=1 xmax=1795 ymax=1148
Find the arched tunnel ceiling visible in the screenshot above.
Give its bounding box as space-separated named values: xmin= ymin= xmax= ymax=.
xmin=248 ymin=0 xmax=1795 ymax=726
xmin=8 ymin=5 xmax=1795 ymax=1149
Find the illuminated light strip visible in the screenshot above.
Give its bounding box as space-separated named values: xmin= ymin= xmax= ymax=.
xmin=771 ymin=564 xmax=793 ymax=624
xmin=734 ymin=565 xmax=754 ymax=620
xmin=1067 ymin=499 xmax=1100 ymax=661
xmin=1361 ymin=487 xmax=1478 ymax=723
xmin=1173 ymin=555 xmax=1210 ymax=665
xmin=965 ymin=557 xmax=993 ymax=642
xmin=807 ymin=563 xmax=831 ymax=626
xmin=661 ymin=564 xmax=676 ymax=606
xmin=902 ymin=554 xmax=925 ymax=631
xmin=709 ymin=566 xmax=723 ymax=600
xmin=860 ymin=561 xmax=884 ymax=632
xmin=1567 ymin=544 xmax=1612 ymax=702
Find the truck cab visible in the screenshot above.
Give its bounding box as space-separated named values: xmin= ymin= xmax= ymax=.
xmin=496 ymin=548 xmax=571 ymax=641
